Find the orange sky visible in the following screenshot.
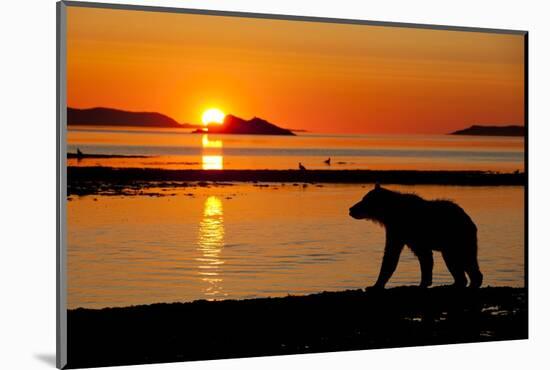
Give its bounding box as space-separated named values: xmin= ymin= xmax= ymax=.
xmin=66 ymin=6 xmax=525 ymax=134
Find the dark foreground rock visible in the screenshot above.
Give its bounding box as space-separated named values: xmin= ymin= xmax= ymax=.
xmin=66 ymin=286 xmax=527 ymax=369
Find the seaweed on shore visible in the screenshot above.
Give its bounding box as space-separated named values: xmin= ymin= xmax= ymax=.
xmin=66 ymin=167 xmax=525 ymax=197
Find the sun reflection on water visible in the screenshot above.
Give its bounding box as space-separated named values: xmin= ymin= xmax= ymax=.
xmin=197 ymin=196 xmax=227 ymax=299
xmin=201 ymin=134 xmax=224 ymax=170
xmin=202 ymin=155 xmax=223 ymax=170
xmin=202 ymin=134 xmax=222 ymax=148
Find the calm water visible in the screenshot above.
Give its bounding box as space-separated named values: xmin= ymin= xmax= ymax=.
xmin=67 ymin=184 xmax=524 ymax=309
xmin=67 ymin=126 xmax=524 ymax=171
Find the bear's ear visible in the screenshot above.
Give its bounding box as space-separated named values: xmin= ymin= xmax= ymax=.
xmin=375 ymin=182 xmax=380 ymax=190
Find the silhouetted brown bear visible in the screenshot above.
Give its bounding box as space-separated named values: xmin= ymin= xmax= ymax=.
xmin=349 ymin=184 xmax=483 ymax=289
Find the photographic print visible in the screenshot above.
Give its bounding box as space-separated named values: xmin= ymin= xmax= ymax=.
xmin=58 ymin=2 xmax=527 ymax=368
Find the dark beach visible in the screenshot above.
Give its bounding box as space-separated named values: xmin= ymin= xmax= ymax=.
xmin=67 ymin=166 xmax=524 ymax=196
xmin=66 ymin=286 xmax=527 ymax=369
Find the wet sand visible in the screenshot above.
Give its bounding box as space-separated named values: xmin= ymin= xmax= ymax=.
xmin=67 ymin=286 xmax=527 ymax=369
xmin=67 ymin=166 xmax=524 ymax=196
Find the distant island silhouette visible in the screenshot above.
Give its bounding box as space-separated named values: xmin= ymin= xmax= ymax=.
xmin=450 ymin=125 xmax=524 ymax=137
xmin=67 ymin=107 xmax=196 ymax=128
xmin=193 ymin=114 xmax=295 ymax=136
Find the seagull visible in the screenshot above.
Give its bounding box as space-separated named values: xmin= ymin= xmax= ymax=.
xmin=324 ymin=157 xmax=331 ymax=165
xmin=299 ymin=162 xmax=306 ymax=171
xmin=76 ymin=148 xmax=84 ymax=159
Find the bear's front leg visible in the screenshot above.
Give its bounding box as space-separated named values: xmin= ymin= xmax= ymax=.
xmin=371 ymin=233 xmax=404 ymax=289
xmin=416 ymin=249 xmax=433 ymax=288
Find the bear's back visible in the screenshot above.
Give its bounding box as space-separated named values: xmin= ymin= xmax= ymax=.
xmin=406 ymin=198 xmax=477 ymax=247
xmin=370 ymin=188 xmax=476 ymax=234
xmin=428 ymin=199 xmax=476 ymax=228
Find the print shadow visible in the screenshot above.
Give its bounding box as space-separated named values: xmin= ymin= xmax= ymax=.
xmin=34 ymin=353 xmax=56 ymax=367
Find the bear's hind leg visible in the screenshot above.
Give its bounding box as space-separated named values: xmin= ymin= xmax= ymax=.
xmin=465 ymin=260 xmax=483 ymax=288
xmin=442 ymin=250 xmax=467 ymax=288
xmin=464 ymin=237 xmax=483 ymax=288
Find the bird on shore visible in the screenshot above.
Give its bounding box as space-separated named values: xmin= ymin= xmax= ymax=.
xmin=76 ymin=148 xmax=84 ymax=159
xmin=324 ymin=157 xmax=331 ymax=165
xmin=299 ymin=162 xmax=306 ymax=171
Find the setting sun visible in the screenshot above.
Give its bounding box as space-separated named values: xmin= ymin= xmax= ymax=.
xmin=202 ymin=108 xmax=225 ymax=126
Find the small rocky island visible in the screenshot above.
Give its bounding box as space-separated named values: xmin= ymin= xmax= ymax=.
xmin=193 ymin=114 xmax=295 ymax=136
xmin=450 ymin=125 xmax=524 ymax=137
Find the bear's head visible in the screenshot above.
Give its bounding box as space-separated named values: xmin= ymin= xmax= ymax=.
xmin=349 ymin=183 xmax=391 ymax=222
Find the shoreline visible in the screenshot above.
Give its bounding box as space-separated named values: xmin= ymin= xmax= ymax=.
xmin=67 ymin=167 xmax=524 ymax=196
xmin=67 ymin=286 xmax=527 ymax=368
xmin=67 ymin=153 xmax=148 ymax=159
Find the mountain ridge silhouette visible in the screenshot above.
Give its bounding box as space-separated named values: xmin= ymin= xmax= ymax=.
xmin=67 ymin=107 xmax=194 ymax=128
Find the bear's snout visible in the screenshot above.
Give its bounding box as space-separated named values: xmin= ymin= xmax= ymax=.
xmin=349 ymin=205 xmax=363 ymax=219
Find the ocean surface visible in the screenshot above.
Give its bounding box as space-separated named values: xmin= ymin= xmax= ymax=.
xmin=67 ymin=126 xmax=524 ymax=171
xmin=67 ymin=184 xmax=524 ymax=309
